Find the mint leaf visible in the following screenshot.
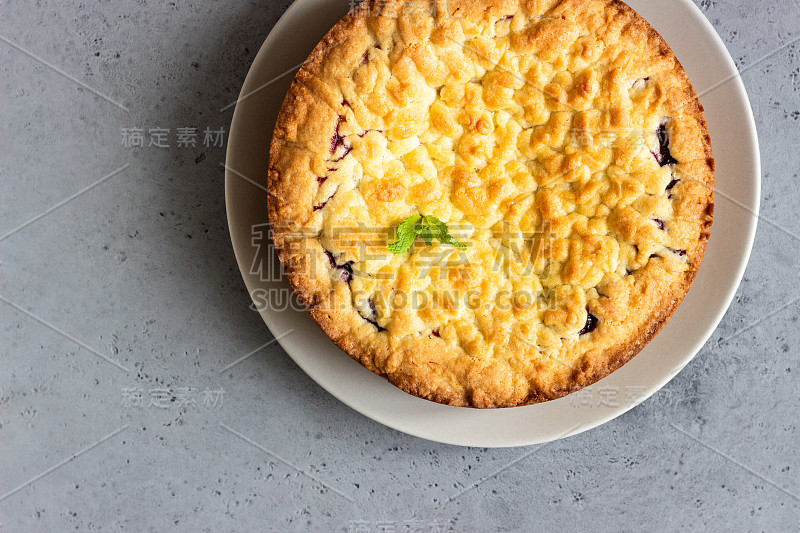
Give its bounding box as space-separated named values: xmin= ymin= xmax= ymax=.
xmin=423 ymin=215 xmax=467 ymax=250
xmin=438 ymin=232 xmax=468 ymax=250
xmin=387 ymin=215 xmax=421 ymax=254
xmin=418 ymin=223 xmax=434 ymax=246
xmin=387 ymin=215 xmax=466 ymax=254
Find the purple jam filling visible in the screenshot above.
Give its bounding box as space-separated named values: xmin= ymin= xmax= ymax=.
xmin=330 ymin=115 xmax=347 ymax=154
xmin=666 ymin=178 xmax=680 ymax=199
xmin=653 ymin=219 xmax=665 ymax=230
xmin=359 ymin=299 xmax=386 ymax=331
xmin=579 ymin=310 xmax=599 ymax=335
xmin=332 ymin=146 xmax=352 ymax=162
xmin=339 ymin=262 xmax=353 ymax=283
xmin=357 ymin=129 xmax=383 ymax=138
xmin=329 ymin=115 xmax=352 ymax=162
xmin=324 ymin=250 xmax=336 ymax=268
xmin=323 ymin=250 xmax=354 ymax=282
xmin=313 ymin=185 xmax=339 ymax=211
xmin=653 ymin=122 xmax=678 ymax=166
xmin=651 ymin=248 xmax=687 ymax=259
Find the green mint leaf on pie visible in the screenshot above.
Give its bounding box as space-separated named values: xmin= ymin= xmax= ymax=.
xmin=437 ymin=232 xmax=467 ymax=250
xmin=423 ymin=216 xmax=467 ymax=250
xmin=387 ymin=215 xmax=421 ymax=254
xmin=387 ymin=215 xmax=466 ymax=254
xmin=418 ymin=223 xmax=435 ymax=246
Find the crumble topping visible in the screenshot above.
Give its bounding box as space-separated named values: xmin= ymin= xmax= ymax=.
xmin=268 ymin=0 xmax=713 ymax=406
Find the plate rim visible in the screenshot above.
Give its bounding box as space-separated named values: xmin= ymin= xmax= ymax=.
xmin=225 ymin=0 xmax=760 ymax=447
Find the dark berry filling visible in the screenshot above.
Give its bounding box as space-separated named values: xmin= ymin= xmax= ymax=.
xmin=363 ymin=316 xmax=385 ymax=331
xmin=324 ymin=250 xmax=336 ymax=268
xmin=579 ymin=310 xmax=599 ymax=336
xmin=313 ymin=185 xmax=338 ymax=211
xmin=333 ymin=146 xmax=352 ymax=162
xmin=432 ymin=329 xmax=441 ymax=337
xmin=339 ymin=262 xmax=353 ymax=283
xmin=323 ymin=250 xmax=354 ymax=282
xmin=330 ymin=115 xmax=351 ymax=162
xmin=666 ymin=178 xmax=679 ymax=199
xmin=358 ymin=299 xmax=386 ymax=331
xmin=317 ymin=176 xmax=327 ymax=185
xmin=650 ymin=248 xmax=686 ymax=259
xmin=653 ymin=122 xmax=678 ymax=166
xmin=653 ymin=219 xmax=665 ymax=230
xmin=360 ymin=50 xmax=369 ymax=65
xmin=500 ymin=14 xmax=514 ymax=21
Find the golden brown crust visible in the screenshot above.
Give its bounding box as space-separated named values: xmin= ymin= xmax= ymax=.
xmin=268 ymin=0 xmax=714 ymax=408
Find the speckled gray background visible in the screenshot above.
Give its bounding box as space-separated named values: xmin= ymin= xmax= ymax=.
xmin=1 ymin=0 xmax=798 ymax=531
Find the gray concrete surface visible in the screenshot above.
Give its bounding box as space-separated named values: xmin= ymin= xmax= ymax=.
xmin=1 ymin=0 xmax=798 ymax=531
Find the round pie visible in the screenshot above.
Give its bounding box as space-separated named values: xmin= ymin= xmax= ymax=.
xmin=267 ymin=0 xmax=714 ymax=407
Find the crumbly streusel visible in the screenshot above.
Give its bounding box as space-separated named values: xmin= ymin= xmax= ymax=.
xmin=268 ymin=0 xmax=714 ymax=407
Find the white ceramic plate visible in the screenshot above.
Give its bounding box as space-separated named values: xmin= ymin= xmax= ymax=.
xmin=224 ymin=0 xmax=760 ymax=447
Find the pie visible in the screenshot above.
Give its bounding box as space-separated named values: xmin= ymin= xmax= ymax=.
xmin=267 ymin=0 xmax=714 ymax=407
